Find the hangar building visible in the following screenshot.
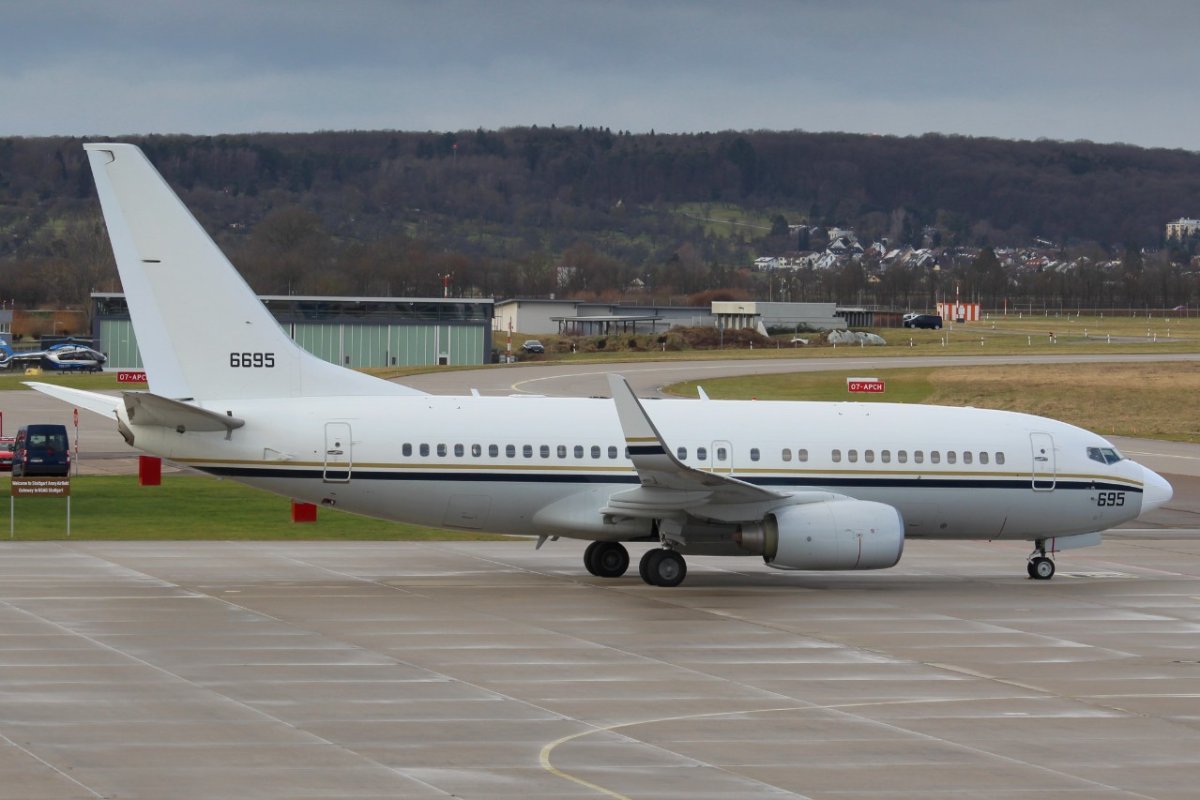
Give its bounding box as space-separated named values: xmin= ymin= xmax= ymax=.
xmin=92 ymin=293 xmax=494 ymax=370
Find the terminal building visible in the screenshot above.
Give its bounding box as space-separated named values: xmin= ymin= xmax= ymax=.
xmin=92 ymin=293 xmax=494 ymax=370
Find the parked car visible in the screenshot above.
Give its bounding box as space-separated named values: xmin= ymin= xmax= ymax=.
xmin=521 ymin=340 xmax=545 ymax=354
xmin=0 ymin=437 xmax=14 ymax=471
xmin=11 ymin=424 xmax=71 ymax=477
xmin=902 ymin=313 xmax=943 ymax=330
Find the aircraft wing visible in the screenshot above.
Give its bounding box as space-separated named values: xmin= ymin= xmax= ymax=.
xmin=604 ymin=374 xmax=788 ymax=518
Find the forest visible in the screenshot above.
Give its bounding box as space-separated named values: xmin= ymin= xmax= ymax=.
xmin=1 ymin=127 xmax=1198 ymax=312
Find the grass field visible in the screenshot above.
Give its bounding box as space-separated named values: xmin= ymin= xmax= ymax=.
xmin=666 ymin=361 xmax=1200 ymax=443
xmin=0 ymin=475 xmax=509 ymax=542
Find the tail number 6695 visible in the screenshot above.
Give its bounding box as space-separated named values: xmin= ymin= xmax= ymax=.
xmin=229 ymin=352 xmax=275 ymax=368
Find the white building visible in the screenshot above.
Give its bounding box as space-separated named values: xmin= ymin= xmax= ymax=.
xmin=1166 ymin=218 xmax=1200 ymax=240
xmin=711 ymin=301 xmax=846 ymax=334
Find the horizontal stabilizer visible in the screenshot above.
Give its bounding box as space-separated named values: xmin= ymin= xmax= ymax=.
xmin=24 ymin=382 xmax=121 ymax=420
xmin=122 ymin=392 xmax=244 ymax=433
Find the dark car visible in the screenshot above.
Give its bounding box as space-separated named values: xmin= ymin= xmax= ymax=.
xmin=11 ymin=424 xmax=71 ymax=477
xmin=521 ymin=339 xmax=545 ymax=354
xmin=902 ymin=313 xmax=943 ymax=330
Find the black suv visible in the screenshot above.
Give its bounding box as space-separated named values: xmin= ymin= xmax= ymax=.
xmin=902 ymin=313 xmax=943 ymax=330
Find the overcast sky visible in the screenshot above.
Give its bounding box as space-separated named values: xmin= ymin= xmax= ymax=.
xmin=3 ymin=0 xmax=1198 ymax=150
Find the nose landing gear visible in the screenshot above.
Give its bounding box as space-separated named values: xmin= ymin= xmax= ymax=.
xmin=1027 ymin=540 xmax=1056 ymax=580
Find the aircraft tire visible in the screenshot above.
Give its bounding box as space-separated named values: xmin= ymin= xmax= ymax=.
xmin=1030 ymin=556 xmax=1055 ymax=580
xmin=649 ymin=550 xmax=687 ymax=588
xmin=583 ymin=541 xmax=603 ymax=576
xmin=639 ymin=549 xmax=664 ymax=585
xmin=592 ymin=542 xmax=629 ymax=578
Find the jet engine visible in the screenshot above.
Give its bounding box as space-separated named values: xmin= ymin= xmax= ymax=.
xmin=735 ymin=500 xmax=904 ymax=570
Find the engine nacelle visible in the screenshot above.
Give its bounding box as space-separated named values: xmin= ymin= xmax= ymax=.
xmin=736 ymin=500 xmax=904 ymax=570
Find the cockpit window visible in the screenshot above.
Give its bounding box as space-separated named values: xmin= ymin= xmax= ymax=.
xmin=1087 ymin=447 xmax=1123 ymax=465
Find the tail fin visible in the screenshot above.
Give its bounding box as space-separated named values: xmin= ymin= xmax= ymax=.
xmin=84 ymin=143 xmax=423 ymax=401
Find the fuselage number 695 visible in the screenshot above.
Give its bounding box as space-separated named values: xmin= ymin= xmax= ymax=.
xmin=230 ymin=352 xmax=275 ymax=368
xmin=1096 ymin=491 xmax=1125 ymax=507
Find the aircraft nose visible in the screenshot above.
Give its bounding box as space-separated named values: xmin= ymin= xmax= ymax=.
xmin=1140 ymin=467 xmax=1173 ymax=515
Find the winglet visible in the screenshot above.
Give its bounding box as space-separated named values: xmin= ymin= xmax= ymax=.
xmin=605 ymin=373 xmax=785 ymax=509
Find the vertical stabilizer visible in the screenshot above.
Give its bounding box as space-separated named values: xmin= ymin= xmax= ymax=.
xmin=84 ymin=143 xmax=421 ymax=400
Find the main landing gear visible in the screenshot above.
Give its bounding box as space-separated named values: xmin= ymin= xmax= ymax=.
xmin=583 ymin=541 xmax=630 ymax=578
xmin=1027 ymin=539 xmax=1056 ymax=580
xmin=639 ymin=548 xmax=687 ymax=587
xmin=582 ymin=542 xmax=688 ymax=587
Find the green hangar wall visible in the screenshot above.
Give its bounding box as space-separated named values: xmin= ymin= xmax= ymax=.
xmin=93 ymin=294 xmax=494 ymax=370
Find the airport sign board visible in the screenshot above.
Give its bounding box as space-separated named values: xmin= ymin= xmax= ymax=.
xmin=11 ymin=478 xmax=71 ymax=497
xmin=846 ymin=377 xmax=885 ymax=394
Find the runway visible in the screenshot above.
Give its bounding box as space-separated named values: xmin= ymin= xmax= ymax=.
xmin=1 ymin=354 xmax=1198 ymax=798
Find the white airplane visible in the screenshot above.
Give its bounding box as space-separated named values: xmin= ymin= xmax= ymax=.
xmin=30 ymin=144 xmax=1172 ymax=587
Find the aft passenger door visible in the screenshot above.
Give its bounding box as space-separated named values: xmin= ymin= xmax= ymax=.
xmin=1030 ymin=432 xmax=1055 ymax=492
xmin=323 ymin=422 xmax=352 ymax=483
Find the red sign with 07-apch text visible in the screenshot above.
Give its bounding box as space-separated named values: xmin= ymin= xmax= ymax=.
xmin=117 ymin=371 xmax=148 ymax=383
xmin=846 ymin=377 xmax=885 ymax=394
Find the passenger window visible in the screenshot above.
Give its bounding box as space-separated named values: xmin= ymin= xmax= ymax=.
xmin=848 ymin=449 xmax=858 ymax=463
xmin=591 ymin=445 xmax=601 ymax=459
xmin=782 ymin=448 xmax=792 ymax=462
xmin=557 ymin=445 xmax=567 ymax=458
xmin=506 ymin=444 xmax=516 ymax=458
xmin=420 ymin=443 xmax=430 ymax=457
xmin=574 ymin=445 xmax=584 ymax=458
xmin=472 ymin=444 xmax=482 ymax=457
xmin=881 ymin=450 xmax=891 ymax=463
xmin=832 ymin=449 xmax=842 ymax=463
xmin=437 ymin=444 xmax=447 ymax=457
xmin=995 ymin=452 xmax=1005 ymax=465
xmin=979 ymin=451 xmax=988 ymax=465
xmin=677 ymin=447 xmax=688 ymax=460
xmin=865 ymin=449 xmax=875 ymax=463
xmin=930 ymin=451 xmax=940 ymax=464
xmin=540 ymin=445 xmax=550 ymax=458
xmin=454 ymin=444 xmax=465 ymax=457
xmin=608 ymin=446 xmax=618 ymax=459
xmin=914 ymin=450 xmax=924 ymax=464
xmin=750 ymin=448 xmax=760 ymax=462
xmin=402 ymin=443 xmax=412 ymax=457
xmin=963 ymin=451 xmax=972 ymax=465
xmin=716 ymin=447 xmax=727 ymax=461
xmin=797 ymin=448 xmax=808 ymax=462
xmin=697 ymin=446 xmax=708 ymax=461
xmin=946 ymin=451 xmax=956 ymax=464
xmin=898 ymin=450 xmax=908 ymax=463
xmin=523 ymin=444 xmax=533 ymax=458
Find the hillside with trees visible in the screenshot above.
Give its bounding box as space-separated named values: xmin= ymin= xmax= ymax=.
xmin=1 ymin=128 xmax=1198 ymax=311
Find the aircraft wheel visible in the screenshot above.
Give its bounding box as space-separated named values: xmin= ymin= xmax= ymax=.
xmin=591 ymin=542 xmax=629 ymax=578
xmin=647 ymin=550 xmax=687 ymax=588
xmin=1029 ymin=556 xmax=1055 ymax=580
xmin=583 ymin=541 xmax=603 ymax=576
xmin=639 ymin=549 xmax=664 ymax=585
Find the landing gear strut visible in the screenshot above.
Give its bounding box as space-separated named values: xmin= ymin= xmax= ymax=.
xmin=583 ymin=541 xmax=629 ymax=578
xmin=639 ymin=548 xmax=687 ymax=587
xmin=1027 ymin=540 xmax=1055 ymax=580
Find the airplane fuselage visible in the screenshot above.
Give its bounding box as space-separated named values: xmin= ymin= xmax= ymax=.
xmin=127 ymin=394 xmax=1151 ymax=548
